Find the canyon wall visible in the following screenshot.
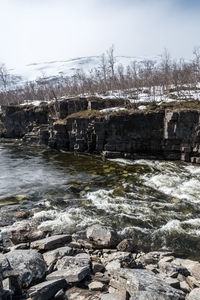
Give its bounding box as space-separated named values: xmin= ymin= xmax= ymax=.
xmin=1 ymin=98 xmax=200 ymax=163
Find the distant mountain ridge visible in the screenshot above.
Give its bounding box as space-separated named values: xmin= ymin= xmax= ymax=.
xmin=8 ymin=55 xmax=159 ymax=84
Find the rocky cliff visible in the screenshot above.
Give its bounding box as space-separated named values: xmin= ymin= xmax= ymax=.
xmin=1 ymin=97 xmax=200 ymax=163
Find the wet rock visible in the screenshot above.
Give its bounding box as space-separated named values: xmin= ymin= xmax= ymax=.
xmin=6 ymin=224 xmax=45 ymax=245
xmin=28 ymin=279 xmax=67 ymax=300
xmin=46 ymin=266 xmax=90 ymax=283
xmin=5 ymin=250 xmax=46 ymax=287
xmin=117 ymin=239 xmax=136 ymax=252
xmin=43 ymin=246 xmax=74 ymax=267
xmin=86 ymin=225 xmax=119 ymax=249
xmin=130 ymin=291 xmax=173 ymax=300
xmin=88 ymin=281 xmax=105 ymax=291
xmin=186 ymin=288 xmax=200 ymax=300
xmin=31 ymin=234 xmax=72 ymax=251
xmin=109 ymin=268 xmax=185 ymax=299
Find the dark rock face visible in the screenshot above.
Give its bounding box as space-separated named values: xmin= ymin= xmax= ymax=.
xmin=2 ymin=98 xmax=200 ymax=163
xmin=66 ymin=110 xmax=200 ymax=163
xmin=1 ymin=104 xmax=49 ymax=138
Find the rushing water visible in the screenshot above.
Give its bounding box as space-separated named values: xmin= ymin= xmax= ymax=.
xmin=1 ymin=140 xmax=200 ymax=259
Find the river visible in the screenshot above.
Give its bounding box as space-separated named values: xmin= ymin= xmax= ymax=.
xmin=0 ymin=140 xmax=200 ymax=259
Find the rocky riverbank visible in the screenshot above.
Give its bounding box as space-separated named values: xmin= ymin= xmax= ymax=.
xmin=1 ymin=97 xmax=200 ymax=163
xmin=0 ymin=223 xmax=199 ymax=300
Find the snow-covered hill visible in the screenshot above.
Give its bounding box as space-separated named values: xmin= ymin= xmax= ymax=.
xmin=9 ymin=55 xmax=159 ymax=84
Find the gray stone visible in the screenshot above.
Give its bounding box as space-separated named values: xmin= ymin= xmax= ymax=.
xmin=86 ymin=225 xmax=119 ymax=248
xmin=100 ymin=294 xmax=126 ymax=300
xmin=56 ymin=254 xmax=91 ymax=270
xmin=65 ymin=286 xmax=101 ymax=300
xmin=5 ymin=250 xmax=46 ymax=287
xmin=105 ymin=260 xmax=121 ymax=272
xmin=130 ymin=291 xmax=173 ymax=300
xmin=158 ymin=260 xmax=190 ymax=278
xmin=0 ymin=254 xmax=10 ymax=272
xmin=28 ymin=279 xmax=67 ymax=300
xmin=180 ymin=281 xmax=190 ymax=293
xmin=186 ymin=276 xmax=200 ymax=289
xmin=31 ymin=234 xmax=72 ymax=251
xmin=103 ymin=252 xmax=135 ymax=268
xmin=6 ymin=224 xmax=45 ymax=245
xmin=92 ymin=262 xmax=105 ymax=273
xmin=165 ymin=277 xmax=180 ymax=289
xmin=46 ymin=266 xmax=90 ymax=283
xmin=109 ymin=268 xmax=185 ymax=299
xmin=173 ymin=258 xmax=200 ymax=281
xmin=0 ymin=265 xmax=3 ymax=297
xmin=43 ymin=246 xmax=73 ymax=266
xmin=88 ymin=281 xmax=105 ymax=291
xmin=186 ymin=288 xmax=200 ymax=300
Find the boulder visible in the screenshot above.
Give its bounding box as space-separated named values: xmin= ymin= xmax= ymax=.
xmin=31 ymin=234 xmax=72 ymax=251
xmin=109 ymin=268 xmax=185 ymax=299
xmin=6 ymin=224 xmax=45 ymax=245
xmin=86 ymin=225 xmax=119 ymax=248
xmin=28 ymin=279 xmax=67 ymax=300
xmin=43 ymin=246 xmax=73 ymax=267
xmin=5 ymin=250 xmax=46 ymax=287
xmin=56 ymin=253 xmax=91 ymax=271
xmin=186 ymin=288 xmax=200 ymax=300
xmin=46 ymin=266 xmax=90 ymax=283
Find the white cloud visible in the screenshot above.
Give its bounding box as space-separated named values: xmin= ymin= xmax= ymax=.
xmin=0 ymin=0 xmax=199 ymax=68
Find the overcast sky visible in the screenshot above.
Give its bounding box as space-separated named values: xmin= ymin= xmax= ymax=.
xmin=0 ymin=0 xmax=200 ymax=68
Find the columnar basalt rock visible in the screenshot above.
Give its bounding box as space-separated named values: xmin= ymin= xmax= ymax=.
xmin=2 ymin=99 xmax=200 ymax=163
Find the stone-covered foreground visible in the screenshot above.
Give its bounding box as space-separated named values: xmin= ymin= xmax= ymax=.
xmin=0 ymin=224 xmax=200 ymax=299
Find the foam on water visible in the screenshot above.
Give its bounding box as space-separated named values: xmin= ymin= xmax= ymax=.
xmin=1 ymin=142 xmax=200 ymax=258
